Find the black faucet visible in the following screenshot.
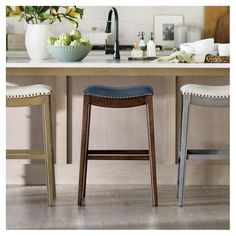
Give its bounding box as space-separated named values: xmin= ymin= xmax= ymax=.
xmin=105 ymin=7 xmax=120 ymax=60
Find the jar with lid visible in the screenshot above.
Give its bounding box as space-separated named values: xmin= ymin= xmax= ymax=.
xmin=174 ymin=24 xmax=188 ymax=49
xmin=187 ymin=27 xmax=202 ymax=43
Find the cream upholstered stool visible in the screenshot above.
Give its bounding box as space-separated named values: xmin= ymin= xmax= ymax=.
xmin=177 ymin=84 xmax=229 ymax=206
xmin=77 ymin=84 xmax=158 ymax=207
xmin=6 ymin=84 xmax=56 ymax=206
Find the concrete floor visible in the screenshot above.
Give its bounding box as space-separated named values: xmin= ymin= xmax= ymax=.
xmin=6 ymin=185 xmax=229 ymax=229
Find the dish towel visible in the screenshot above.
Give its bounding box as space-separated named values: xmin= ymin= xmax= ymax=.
xmin=153 ymin=51 xmax=206 ymax=63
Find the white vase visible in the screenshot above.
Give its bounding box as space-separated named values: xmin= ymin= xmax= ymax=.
xmin=25 ymin=24 xmax=53 ymax=60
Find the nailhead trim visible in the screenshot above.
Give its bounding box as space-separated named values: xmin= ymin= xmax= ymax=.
xmin=84 ymin=92 xmax=153 ymax=99
xmin=182 ymin=92 xmax=230 ymax=98
xmin=6 ymin=91 xmax=51 ymax=98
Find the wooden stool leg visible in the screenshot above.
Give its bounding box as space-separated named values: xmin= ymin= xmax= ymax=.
xmin=43 ymin=95 xmax=55 ymax=206
xmin=145 ymin=96 xmax=158 ymax=207
xmin=78 ymin=95 xmax=91 ymax=206
xmin=82 ymin=100 xmax=91 ymax=199
xmin=176 ymin=155 xmax=180 ymax=199
xmin=49 ymin=95 xmax=56 ymax=199
xmin=177 ymin=95 xmax=191 ymax=206
xmin=177 ymin=98 xmax=183 ymax=199
xmin=82 ymin=160 xmax=88 ymax=198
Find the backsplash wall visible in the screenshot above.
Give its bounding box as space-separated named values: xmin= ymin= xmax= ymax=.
xmin=6 ymin=6 xmax=204 ymax=45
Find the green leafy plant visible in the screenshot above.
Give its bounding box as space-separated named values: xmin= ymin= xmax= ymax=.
xmin=6 ymin=6 xmax=84 ymax=28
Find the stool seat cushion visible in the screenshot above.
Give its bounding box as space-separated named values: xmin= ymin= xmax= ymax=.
xmin=180 ymin=84 xmax=229 ymax=98
xmin=84 ymin=85 xmax=153 ymax=99
xmin=6 ymin=84 xmax=52 ymax=98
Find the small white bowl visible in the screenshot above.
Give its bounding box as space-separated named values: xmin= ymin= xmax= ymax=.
xmin=193 ymin=38 xmax=215 ymax=55
xmin=218 ymin=43 xmax=230 ymax=56
xmin=180 ymin=43 xmax=195 ymax=53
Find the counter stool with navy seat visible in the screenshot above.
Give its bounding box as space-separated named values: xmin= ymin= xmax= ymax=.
xmin=78 ymin=84 xmax=158 ymax=206
xmin=6 ymin=84 xmax=56 ymax=206
xmin=177 ymin=84 xmax=229 ymax=206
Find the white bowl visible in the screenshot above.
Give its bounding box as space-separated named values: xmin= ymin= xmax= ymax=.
xmin=180 ymin=43 xmax=195 ymax=53
xmin=218 ymin=43 xmax=230 ymax=56
xmin=193 ymin=38 xmax=215 ymax=55
xmin=47 ymin=45 xmax=92 ymax=61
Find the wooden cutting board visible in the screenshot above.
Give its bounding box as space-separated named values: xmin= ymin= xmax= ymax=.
xmin=204 ymin=6 xmax=230 ymax=43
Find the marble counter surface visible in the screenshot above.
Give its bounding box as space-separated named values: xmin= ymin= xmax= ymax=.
xmin=6 ymin=50 xmax=229 ymax=69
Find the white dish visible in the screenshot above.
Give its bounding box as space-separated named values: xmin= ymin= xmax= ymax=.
xmin=193 ymin=38 xmax=214 ymax=54
xmin=218 ymin=43 xmax=230 ymax=56
xmin=180 ymin=38 xmax=217 ymax=55
xmin=180 ymin=43 xmax=195 ymax=53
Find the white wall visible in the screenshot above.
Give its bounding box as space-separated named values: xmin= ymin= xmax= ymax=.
xmin=7 ymin=6 xmax=204 ymax=45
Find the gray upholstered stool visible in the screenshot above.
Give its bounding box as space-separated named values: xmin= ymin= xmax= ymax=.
xmin=177 ymin=84 xmax=229 ymax=206
xmin=6 ymin=84 xmax=56 ymax=206
xmin=78 ymin=84 xmax=158 ymax=206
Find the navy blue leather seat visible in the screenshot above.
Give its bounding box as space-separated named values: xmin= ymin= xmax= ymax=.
xmin=84 ymin=85 xmax=153 ymax=99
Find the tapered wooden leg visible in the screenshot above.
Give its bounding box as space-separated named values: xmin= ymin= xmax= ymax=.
xmin=82 ymin=160 xmax=88 ymax=198
xmin=49 ymin=95 xmax=56 ymax=199
xmin=82 ymin=101 xmax=91 ymax=199
xmin=176 ymin=155 xmax=180 ymax=199
xmin=177 ymin=95 xmax=191 ymax=206
xmin=78 ymin=95 xmax=90 ymax=206
xmin=177 ymin=97 xmax=183 ymax=199
xmin=43 ymin=95 xmax=55 ymax=206
xmin=145 ymin=96 xmax=158 ymax=207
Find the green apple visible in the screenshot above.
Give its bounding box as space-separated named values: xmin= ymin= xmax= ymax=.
xmin=79 ymin=38 xmax=90 ymax=46
xmin=47 ymin=36 xmax=57 ymax=45
xmin=59 ymin=33 xmax=71 ymax=44
xmin=54 ymin=39 xmax=69 ymax=46
xmin=70 ymin=29 xmax=81 ymax=40
xmin=70 ymin=40 xmax=81 ymax=46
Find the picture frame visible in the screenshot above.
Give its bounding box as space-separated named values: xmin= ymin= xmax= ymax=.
xmin=154 ymin=15 xmax=184 ymax=48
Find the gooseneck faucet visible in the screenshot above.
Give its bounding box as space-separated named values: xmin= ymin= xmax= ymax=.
xmin=105 ymin=7 xmax=120 ymax=60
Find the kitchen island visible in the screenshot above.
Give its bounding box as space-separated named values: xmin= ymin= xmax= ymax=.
xmin=6 ymin=51 xmax=229 ymax=186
